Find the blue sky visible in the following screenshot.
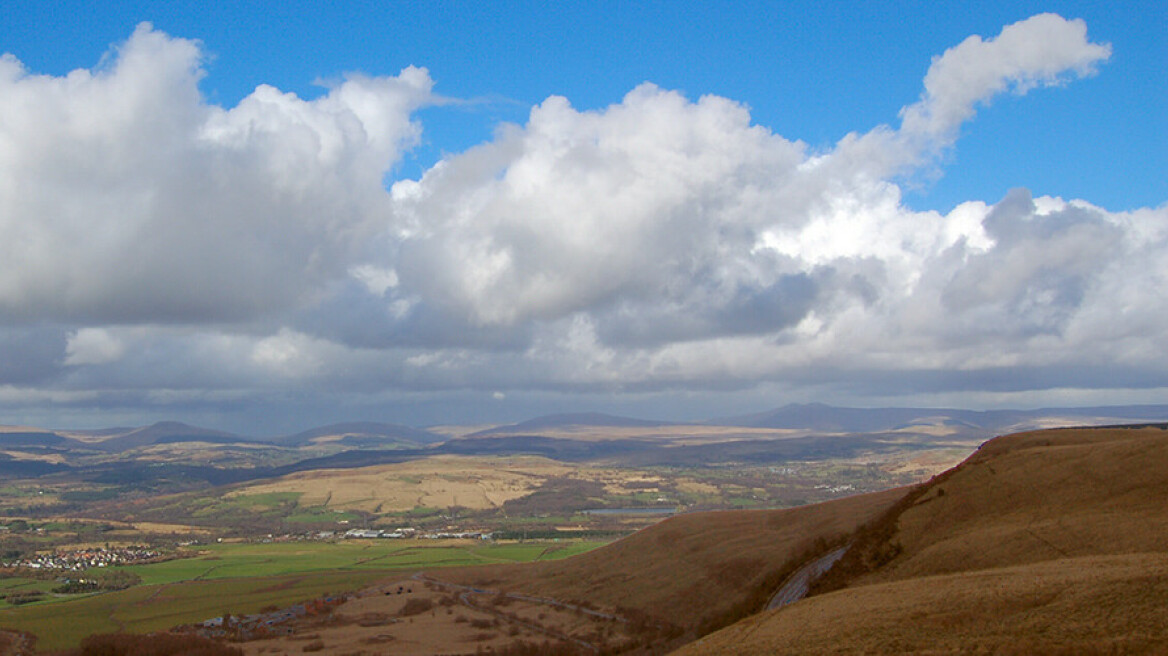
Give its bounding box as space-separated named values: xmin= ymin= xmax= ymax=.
xmin=6 ymin=1 xmax=1163 ymax=210
xmin=0 ymin=2 xmax=1165 ymax=432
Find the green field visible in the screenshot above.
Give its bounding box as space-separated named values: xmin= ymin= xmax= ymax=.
xmin=0 ymin=538 xmax=606 ymax=651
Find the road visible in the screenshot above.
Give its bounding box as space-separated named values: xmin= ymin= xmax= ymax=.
xmin=766 ymin=545 xmax=849 ymax=610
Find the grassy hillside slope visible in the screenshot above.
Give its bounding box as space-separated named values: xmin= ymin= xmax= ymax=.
xmin=440 ymin=487 xmax=904 ymax=639
xmin=859 ymin=426 xmax=1168 ymax=583
xmin=680 ymin=553 xmax=1168 ymax=654
xmin=675 ymin=425 xmax=1168 ymax=654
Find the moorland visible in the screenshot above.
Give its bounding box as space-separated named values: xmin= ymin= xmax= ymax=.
xmin=0 ymin=404 xmax=1165 ymax=653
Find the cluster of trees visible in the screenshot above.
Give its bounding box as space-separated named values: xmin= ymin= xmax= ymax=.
xmin=501 ymin=477 xmax=608 ymax=515
xmin=53 ymin=570 xmax=142 ymax=594
xmin=2 ymin=590 xmax=45 ymax=605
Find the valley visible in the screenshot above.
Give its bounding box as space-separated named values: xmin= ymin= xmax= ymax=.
xmin=4 ymin=8 xmax=1162 ymax=654
xmin=0 ymin=406 xmax=1165 ymax=653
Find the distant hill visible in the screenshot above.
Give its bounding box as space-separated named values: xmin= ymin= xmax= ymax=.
xmin=89 ymin=421 xmax=244 ymax=452
xmin=715 ymin=402 xmax=1168 ymax=434
xmin=440 ymin=434 xmax=649 ymax=459
xmin=61 ymin=426 xmax=136 ymax=438
xmin=675 ymin=424 xmax=1168 ymax=654
xmin=278 ymin=421 xmax=444 ymax=447
xmin=0 ymin=431 xmax=74 ymax=448
xmin=0 ymin=453 xmax=70 ymax=476
xmin=456 ymin=404 xmax=1168 ymax=440
xmin=271 ymin=431 xmax=929 ymax=473
xmin=467 ymin=412 xmax=673 ymax=437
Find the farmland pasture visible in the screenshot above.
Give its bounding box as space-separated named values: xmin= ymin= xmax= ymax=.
xmin=0 ymin=537 xmax=605 ymax=651
xmin=124 ymin=452 xmax=954 ymax=534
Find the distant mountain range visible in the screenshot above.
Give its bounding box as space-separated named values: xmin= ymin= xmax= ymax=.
xmin=2 ymin=404 xmax=1166 ymax=551
xmin=461 ymin=403 xmax=1168 ymax=440
xmin=4 ymin=403 xmax=1167 ymax=454
xmin=468 ymin=412 xmax=675 ymax=437
xmin=713 ymin=402 xmax=1168 ymax=434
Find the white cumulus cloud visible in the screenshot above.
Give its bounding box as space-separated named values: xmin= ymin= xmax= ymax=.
xmin=0 ymin=23 xmax=432 ymax=325
xmin=64 ymin=328 xmax=126 ymax=366
xmin=0 ymin=14 xmax=1163 ymax=427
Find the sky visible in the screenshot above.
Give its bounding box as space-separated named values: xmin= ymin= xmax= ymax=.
xmin=0 ymin=2 xmax=1165 ymax=433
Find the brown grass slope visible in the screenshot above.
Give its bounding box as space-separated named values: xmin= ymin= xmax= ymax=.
xmin=439 ymin=487 xmax=904 ymax=639
xmin=676 ymin=425 xmax=1168 ymax=655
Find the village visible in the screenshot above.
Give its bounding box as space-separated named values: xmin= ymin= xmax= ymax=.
xmin=1 ymin=546 xmax=161 ymax=571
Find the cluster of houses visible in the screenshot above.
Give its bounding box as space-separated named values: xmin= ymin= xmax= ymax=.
xmin=340 ymin=527 xmax=492 ymax=540
xmin=1 ymin=546 xmax=161 ymax=571
xmin=192 ymin=595 xmax=349 ymax=640
xmin=814 ymin=483 xmax=856 ymax=494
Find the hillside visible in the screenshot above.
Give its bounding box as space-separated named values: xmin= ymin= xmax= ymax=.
xmin=89 ymin=421 xmax=243 ymax=452
xmin=16 ymin=422 xmax=1164 ymax=654
xmin=439 ymin=486 xmax=905 ymax=639
xmin=847 ymin=425 xmax=1168 ymax=583
xmin=674 ymin=425 xmax=1168 ymax=654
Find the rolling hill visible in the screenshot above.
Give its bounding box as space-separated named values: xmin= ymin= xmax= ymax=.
xmin=468 ymin=412 xmax=676 ymax=437
xmin=8 ymin=420 xmax=1165 ymax=653
xmin=438 ymin=486 xmax=905 ymax=643
xmin=88 ymin=421 xmax=244 ymax=452
xmin=673 ymin=424 xmax=1168 ymax=654
xmin=277 ymin=421 xmax=444 ymax=447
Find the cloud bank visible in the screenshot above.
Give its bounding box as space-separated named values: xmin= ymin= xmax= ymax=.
xmin=1 ymin=15 xmax=1164 ymax=428
xmin=0 ymin=23 xmax=431 ymax=324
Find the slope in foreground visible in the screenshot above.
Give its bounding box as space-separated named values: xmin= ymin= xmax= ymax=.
xmin=677 ymin=425 xmax=1168 ymax=655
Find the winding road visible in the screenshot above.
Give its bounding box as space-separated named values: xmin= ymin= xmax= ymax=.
xmin=767 ymin=545 xmax=849 ymax=610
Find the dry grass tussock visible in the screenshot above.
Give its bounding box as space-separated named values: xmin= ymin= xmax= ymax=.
xmin=675 ymin=552 xmax=1168 ymax=655
xmin=680 ymin=425 xmax=1168 ymax=654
